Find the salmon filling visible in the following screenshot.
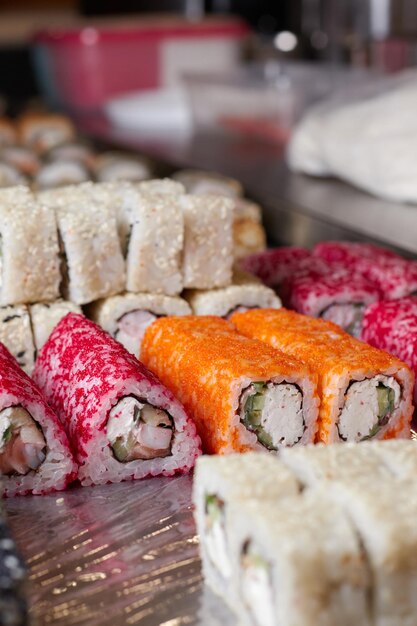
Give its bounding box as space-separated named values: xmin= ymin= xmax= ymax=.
xmin=115 ymin=310 xmax=158 ymax=357
xmin=0 ymin=406 xmax=46 ymax=475
xmin=239 ymin=382 xmax=305 ymax=450
xmin=107 ymin=396 xmax=174 ymax=462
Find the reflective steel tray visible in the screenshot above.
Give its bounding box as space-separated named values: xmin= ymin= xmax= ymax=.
xmin=5 ymin=476 xmax=235 ymax=626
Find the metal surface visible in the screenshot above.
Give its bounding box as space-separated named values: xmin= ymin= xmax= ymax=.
xmin=79 ymin=115 xmax=417 ymax=257
xmin=5 ymin=477 xmax=235 ymax=626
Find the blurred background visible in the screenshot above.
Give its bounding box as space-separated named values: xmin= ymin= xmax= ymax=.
xmin=1 ymin=0 xmax=416 ymax=115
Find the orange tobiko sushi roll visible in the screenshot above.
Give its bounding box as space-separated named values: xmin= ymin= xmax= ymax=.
xmin=231 ymin=308 xmax=414 ymax=444
xmin=141 ymin=316 xmax=319 ymax=454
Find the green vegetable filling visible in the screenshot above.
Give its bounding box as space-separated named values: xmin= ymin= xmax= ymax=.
xmin=205 ymin=494 xmax=224 ymax=527
xmin=241 ymin=383 xmax=278 ymax=451
xmin=361 ymin=383 xmax=396 ymax=441
xmin=2 ymin=425 xmax=12 ymax=445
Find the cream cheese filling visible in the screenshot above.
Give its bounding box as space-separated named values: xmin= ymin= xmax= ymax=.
xmin=0 ymin=406 xmax=46 ymax=475
xmin=241 ymin=542 xmax=275 ymax=626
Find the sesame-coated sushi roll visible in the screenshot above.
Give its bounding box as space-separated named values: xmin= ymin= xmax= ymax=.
xmin=282 ymin=267 xmax=380 ymax=336
xmin=232 ymin=198 xmax=266 ymax=260
xmin=136 ymin=178 xmax=185 ymax=195
xmin=227 ymin=492 xmax=371 ymax=626
xmin=280 ymin=444 xmax=417 ymax=626
xmin=29 ymin=300 xmax=82 ymax=353
xmin=232 ymin=308 xmax=414 ymax=443
xmin=94 ymin=152 xmax=151 ymax=183
xmin=141 ymin=316 xmax=319 ymax=454
xmin=86 ymin=292 xmax=191 ymax=358
xmin=173 ymin=169 xmax=243 ymax=197
xmin=0 ymin=163 xmax=26 ymax=188
xmin=0 ymin=344 xmax=76 ymax=496
xmin=124 ymin=192 xmax=184 ymax=295
xmin=54 ymin=192 xmax=125 ymax=304
xmin=34 ymin=160 xmax=90 ymax=190
xmin=181 ymin=195 xmax=234 ymax=289
xmin=33 ymin=314 xmax=201 ymax=486
xmin=0 ymin=198 xmax=60 ymax=305
xmin=361 ymin=297 xmax=417 ymax=401
xmin=0 ymin=146 xmax=40 ymax=176
xmin=16 ymin=112 xmax=75 ymax=153
xmin=193 ymin=453 xmax=300 ymax=603
xmin=0 ymin=306 xmax=35 ymax=376
xmin=185 ymin=272 xmax=281 ymax=318
xmin=240 ymin=246 xmax=312 ymax=288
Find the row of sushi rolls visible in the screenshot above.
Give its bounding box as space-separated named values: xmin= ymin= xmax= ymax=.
xmin=2 ymin=111 xmax=417 ymax=625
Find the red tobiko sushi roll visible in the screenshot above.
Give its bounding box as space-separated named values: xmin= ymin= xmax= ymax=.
xmin=239 ymin=247 xmax=312 ymax=288
xmin=313 ymin=241 xmax=398 ymax=267
xmin=362 ymin=297 xmax=417 ymax=401
xmin=33 ymin=314 xmax=201 ymax=486
xmin=282 ymin=267 xmax=381 ymax=337
xmin=0 ymin=343 xmax=77 ymax=496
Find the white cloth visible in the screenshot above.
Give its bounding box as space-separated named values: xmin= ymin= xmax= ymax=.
xmin=287 ymin=70 xmax=417 ymax=204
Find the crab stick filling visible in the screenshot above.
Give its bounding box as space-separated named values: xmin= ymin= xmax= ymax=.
xmin=321 ymin=303 xmax=366 ymax=337
xmin=241 ymin=540 xmax=275 ymax=626
xmin=114 ymin=310 xmax=157 ymax=357
xmin=107 ymin=396 xmax=174 ymax=462
xmin=239 ymin=382 xmax=305 ymax=450
xmin=338 ymin=376 xmax=401 ymax=441
xmin=0 ymin=406 xmax=46 ymax=475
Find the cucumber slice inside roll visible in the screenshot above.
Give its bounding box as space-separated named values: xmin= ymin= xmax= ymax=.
xmin=107 ymin=396 xmax=174 ymax=462
xmin=240 ymin=382 xmax=305 ymax=450
xmin=204 ymin=494 xmax=231 ymax=579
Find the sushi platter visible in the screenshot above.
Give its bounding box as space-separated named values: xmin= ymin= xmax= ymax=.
xmin=2 ymin=111 xmax=417 ymax=625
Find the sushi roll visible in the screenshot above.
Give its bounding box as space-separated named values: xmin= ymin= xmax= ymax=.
xmin=185 ymin=271 xmax=281 ymax=318
xmin=281 ymin=444 xmax=417 ymax=626
xmin=172 ymin=169 xmax=243 ymax=198
xmin=0 ymin=147 xmax=40 ymax=176
xmin=313 ymin=240 xmax=417 ymax=300
xmin=193 ymin=453 xmax=300 ymax=603
xmin=0 ymin=508 xmax=27 ymax=626
xmin=232 ymin=198 xmax=266 ymax=260
xmin=136 ymin=178 xmax=185 ymax=195
xmin=86 ymin=292 xmax=191 ymax=358
xmin=94 ymin=151 xmax=151 ymax=183
xmin=124 ymin=192 xmax=184 ymax=295
xmin=181 ymin=195 xmax=234 ymax=289
xmin=29 ymin=300 xmax=82 ymax=353
xmin=231 ymin=308 xmax=414 ymax=443
xmin=0 ymin=197 xmax=60 ymax=306
xmin=16 ymin=112 xmax=75 ymax=154
xmin=141 ymin=316 xmax=319 ymax=454
xmin=361 ymin=297 xmax=417 ymax=401
xmin=53 ymin=191 xmax=125 ymax=304
xmin=282 ymin=267 xmax=380 ymax=336
xmin=0 ymin=305 xmax=35 ymax=376
xmin=0 ymin=118 xmax=16 ymax=147
xmin=0 ymin=163 xmax=26 ymax=188
xmin=239 ymin=246 xmax=312 ymax=288
xmin=33 ymin=314 xmax=201 ymax=486
xmin=45 ymin=141 xmax=96 ymax=169
xmin=34 ymin=160 xmax=90 ymax=190
xmin=0 ymin=344 xmax=77 ymax=496
xmin=227 ymin=492 xmax=371 ymax=626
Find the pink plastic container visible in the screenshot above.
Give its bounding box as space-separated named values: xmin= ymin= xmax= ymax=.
xmin=33 ymin=17 xmax=249 ymax=111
